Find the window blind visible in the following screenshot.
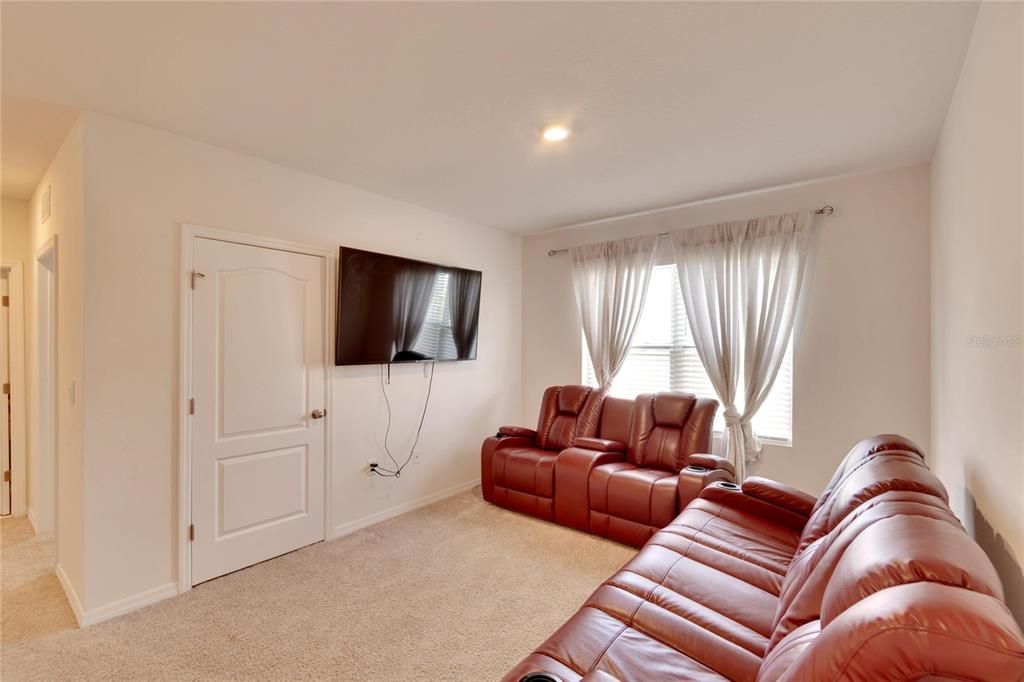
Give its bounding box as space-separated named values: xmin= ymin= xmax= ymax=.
xmin=413 ymin=271 xmax=458 ymax=359
xmin=582 ymin=264 xmax=793 ymax=443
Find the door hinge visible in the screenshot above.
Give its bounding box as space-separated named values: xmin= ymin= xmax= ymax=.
xmin=188 ymin=524 xmax=195 ymax=541
xmin=2 ymin=383 xmax=9 ymax=395
xmin=190 ymin=271 xmax=206 ymax=289
xmin=1 ymin=295 xmax=8 ymax=307
xmin=2 ymin=471 xmax=10 ymax=483
xmin=188 ymin=398 xmax=195 ymax=415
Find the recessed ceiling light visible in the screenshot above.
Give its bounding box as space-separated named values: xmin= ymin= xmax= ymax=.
xmin=542 ymin=124 xmax=571 ymax=142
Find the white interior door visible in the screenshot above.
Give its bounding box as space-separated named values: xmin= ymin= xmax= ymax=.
xmin=1 ymin=273 xmax=10 ymax=516
xmin=191 ymin=237 xmax=327 ymax=585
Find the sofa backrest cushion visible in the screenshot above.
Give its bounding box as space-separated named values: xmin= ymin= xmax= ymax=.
xmin=819 ymin=514 xmax=1002 ymax=621
xmin=759 ymin=585 xmax=1024 ymax=681
xmin=598 ymin=396 xmax=634 ymax=445
xmin=626 ymin=392 xmax=718 ymax=472
xmin=796 ymin=436 xmax=935 ymax=554
xmin=759 ymin=512 xmax=1023 ymax=681
xmin=769 ymin=490 xmax=958 ymax=650
xmin=535 ymin=385 xmax=606 ymax=451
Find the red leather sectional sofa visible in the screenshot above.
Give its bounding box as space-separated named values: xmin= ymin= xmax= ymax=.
xmin=501 ymin=435 xmax=1024 ymax=681
xmin=482 ymin=385 xmax=732 ymax=547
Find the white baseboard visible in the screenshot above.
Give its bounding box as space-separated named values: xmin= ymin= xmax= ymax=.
xmin=54 ymin=482 xmax=477 ymax=626
xmin=79 ymin=582 xmax=179 ymax=627
xmin=55 ymin=563 xmax=85 ymax=626
xmin=56 ymin=563 xmax=178 ymax=628
xmin=331 ymin=478 xmax=480 ymax=539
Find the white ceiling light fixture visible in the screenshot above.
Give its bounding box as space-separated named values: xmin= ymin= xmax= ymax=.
xmin=541 ymin=124 xmax=571 ymax=143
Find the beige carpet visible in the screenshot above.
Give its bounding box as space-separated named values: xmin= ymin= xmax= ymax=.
xmin=1 ymin=488 xmax=635 ymax=681
xmin=1 ymin=516 xmax=78 ymax=647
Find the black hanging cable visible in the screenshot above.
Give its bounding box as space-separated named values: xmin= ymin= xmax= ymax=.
xmin=377 ymin=363 xmax=401 ymax=474
xmin=372 ymin=362 xmax=436 ymax=478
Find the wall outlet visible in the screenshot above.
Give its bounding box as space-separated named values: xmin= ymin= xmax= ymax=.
xmin=366 ymin=459 xmax=379 ymax=474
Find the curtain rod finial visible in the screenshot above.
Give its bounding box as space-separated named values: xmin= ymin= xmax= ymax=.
xmin=815 ymin=205 xmax=834 ymax=215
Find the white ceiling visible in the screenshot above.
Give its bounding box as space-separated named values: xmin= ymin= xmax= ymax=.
xmin=2 ymin=2 xmax=977 ymax=231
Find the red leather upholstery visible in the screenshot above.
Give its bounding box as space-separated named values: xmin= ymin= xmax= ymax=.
xmin=587 ymin=392 xmax=722 ymax=547
xmin=536 ymin=385 xmax=606 ymax=451
xmin=741 ymin=477 xmax=816 ymax=517
xmin=552 ymin=397 xmax=632 ymax=533
xmin=481 ymin=385 xmax=606 ymax=522
xmin=628 ymin=392 xmax=718 ymax=470
xmin=503 ymin=434 xmax=1024 ymax=681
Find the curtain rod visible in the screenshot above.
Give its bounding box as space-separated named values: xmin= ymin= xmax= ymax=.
xmin=545 ymin=205 xmax=834 ymax=256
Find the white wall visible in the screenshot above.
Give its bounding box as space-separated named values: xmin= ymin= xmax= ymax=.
xmin=78 ymin=112 xmax=522 ymax=616
xmin=930 ymin=2 xmax=1024 ymax=624
xmin=2 ymin=197 xmax=32 ymax=264
xmin=522 ymin=165 xmax=932 ymax=495
xmin=25 ymin=117 xmax=87 ymax=610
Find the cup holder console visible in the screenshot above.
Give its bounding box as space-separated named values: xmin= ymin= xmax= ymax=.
xmin=715 ymin=481 xmax=741 ymax=491
xmin=684 ymin=465 xmax=709 ymax=473
xmin=520 ymin=675 xmax=564 ymax=682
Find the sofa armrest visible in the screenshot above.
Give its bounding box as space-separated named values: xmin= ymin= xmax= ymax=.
xmin=554 ymin=446 xmax=626 ymax=532
xmin=573 ymin=437 xmax=626 ymax=453
xmin=497 ymin=425 xmax=537 ymax=439
xmin=699 ymin=482 xmax=810 ymax=531
xmin=688 ymin=453 xmax=736 ymax=476
xmin=678 ymin=464 xmax=734 ymax=509
xmin=481 ymin=433 xmax=536 ymax=503
xmin=741 ymin=476 xmax=816 ymax=517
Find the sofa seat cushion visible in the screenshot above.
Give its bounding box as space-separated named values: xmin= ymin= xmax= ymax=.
xmin=665 ymin=498 xmax=802 ymax=583
xmin=491 ymin=446 xmax=556 ymax=497
xmin=502 ymin=595 xmax=752 ymax=682
xmin=589 ymin=462 xmax=678 ymax=527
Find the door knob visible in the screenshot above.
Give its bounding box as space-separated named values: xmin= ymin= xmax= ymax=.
xmin=311 ymin=409 xmax=326 ymax=420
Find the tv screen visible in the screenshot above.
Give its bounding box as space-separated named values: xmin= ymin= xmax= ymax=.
xmin=335 ymin=247 xmax=482 ymax=366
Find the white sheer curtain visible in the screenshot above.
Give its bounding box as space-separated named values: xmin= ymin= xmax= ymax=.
xmin=670 ymin=212 xmax=812 ymax=480
xmin=447 ymin=269 xmax=482 ymax=360
xmin=392 ymin=262 xmax=438 ymax=355
xmin=571 ymin=235 xmax=659 ymax=388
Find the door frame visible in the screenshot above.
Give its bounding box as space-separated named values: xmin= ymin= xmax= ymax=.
xmin=33 ymin=237 xmax=58 ymax=535
xmin=2 ymin=260 xmax=28 ymax=517
xmin=178 ymin=223 xmax=335 ymax=593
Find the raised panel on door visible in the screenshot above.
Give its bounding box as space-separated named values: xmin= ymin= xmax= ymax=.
xmin=219 ymin=268 xmax=308 ymax=437
xmin=191 ymin=237 xmax=326 ymax=585
xmin=218 ymin=445 xmax=308 ymax=537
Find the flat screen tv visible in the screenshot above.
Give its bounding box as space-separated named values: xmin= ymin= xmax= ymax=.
xmin=335 ymin=247 xmax=482 ymax=366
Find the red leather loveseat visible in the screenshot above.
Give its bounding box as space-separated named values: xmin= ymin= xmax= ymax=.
xmin=482 ymin=387 xmax=731 ymax=546
xmin=503 ymin=435 xmax=1024 ymax=681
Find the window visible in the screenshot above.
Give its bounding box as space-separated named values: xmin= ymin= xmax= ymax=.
xmin=412 ymin=271 xmax=458 ymax=359
xmin=582 ymin=264 xmax=793 ymax=444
